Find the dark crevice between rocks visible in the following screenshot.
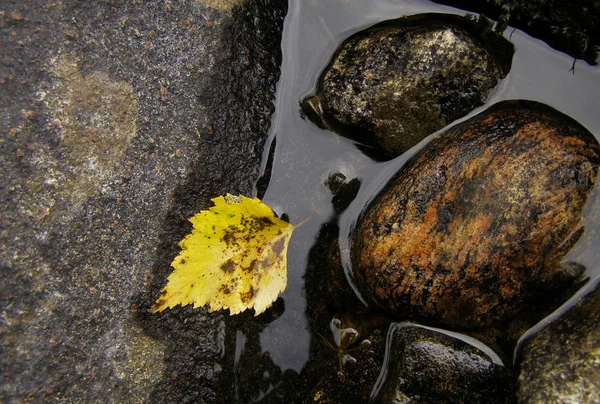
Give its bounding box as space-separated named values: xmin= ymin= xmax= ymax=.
xmin=131 ymin=0 xmax=287 ymax=402
xmin=299 ymin=221 xmax=390 ymax=403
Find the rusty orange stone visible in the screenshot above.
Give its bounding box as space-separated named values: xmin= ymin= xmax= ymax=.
xmin=352 ymin=100 xmax=600 ymax=328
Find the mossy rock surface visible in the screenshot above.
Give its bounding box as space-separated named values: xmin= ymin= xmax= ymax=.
xmin=352 ymin=100 xmax=600 ymax=329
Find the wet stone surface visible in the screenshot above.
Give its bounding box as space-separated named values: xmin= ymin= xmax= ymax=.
xmin=352 ymin=100 xmax=600 ymax=329
xmin=0 ymin=0 xmax=286 ymax=401
xmin=304 ymin=13 xmax=514 ymax=158
xmin=518 ymin=284 xmax=600 ymax=403
xmin=373 ymin=323 xmax=515 ymax=403
xmin=2 ymin=0 xmax=599 ymax=402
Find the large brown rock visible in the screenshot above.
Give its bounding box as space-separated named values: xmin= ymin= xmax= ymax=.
xmin=304 ymin=13 xmax=514 ymax=158
xmin=352 ymin=100 xmax=600 ymax=329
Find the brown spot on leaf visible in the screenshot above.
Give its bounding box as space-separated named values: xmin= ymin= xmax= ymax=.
xmin=221 ymin=259 xmax=235 ymax=273
xmin=272 ymin=238 xmax=285 ymax=255
xmin=241 ymin=286 xmax=255 ymax=304
xmin=222 ymin=226 xmax=242 ymax=247
xmin=251 ymin=216 xmax=274 ymax=232
xmin=243 ymin=259 xmax=257 ymax=272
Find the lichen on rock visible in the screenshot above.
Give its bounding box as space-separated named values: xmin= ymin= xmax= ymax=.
xmin=106 ymin=326 xmax=166 ymax=397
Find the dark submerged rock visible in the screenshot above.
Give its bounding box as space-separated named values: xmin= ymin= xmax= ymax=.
xmin=296 ymin=315 xmax=386 ymax=404
xmin=304 ymin=13 xmax=514 ymax=158
xmin=291 ymin=220 xmax=388 ymax=404
xmin=517 ymin=284 xmax=600 ymax=402
xmin=373 ymin=323 xmax=515 ymax=403
xmin=325 ymin=173 xmax=362 ymax=215
xmin=433 ymin=0 xmax=600 ymax=65
xmin=352 ymin=100 xmax=600 ymax=329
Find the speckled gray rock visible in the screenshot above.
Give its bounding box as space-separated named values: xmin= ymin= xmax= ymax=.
xmin=373 ymin=323 xmax=515 ymax=403
xmin=517 ymin=285 xmax=600 ymax=403
xmin=352 ymin=100 xmax=600 ymax=329
xmin=0 ymin=0 xmax=286 ymax=402
xmin=305 ymin=13 xmax=513 ymax=157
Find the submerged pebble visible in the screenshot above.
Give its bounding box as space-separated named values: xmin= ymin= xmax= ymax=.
xmin=373 ymin=323 xmax=514 ymax=403
xmin=352 ymin=100 xmax=600 ymax=328
xmin=304 ymin=13 xmax=514 ymax=157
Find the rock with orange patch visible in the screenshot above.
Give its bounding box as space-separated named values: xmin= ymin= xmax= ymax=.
xmin=351 ymin=100 xmax=600 ymax=328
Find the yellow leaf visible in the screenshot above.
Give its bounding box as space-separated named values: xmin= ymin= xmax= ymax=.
xmin=151 ymin=194 xmax=300 ymax=316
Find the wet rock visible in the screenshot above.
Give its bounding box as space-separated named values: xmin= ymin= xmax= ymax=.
xmin=373 ymin=323 xmax=515 ymax=403
xmin=0 ymin=0 xmax=287 ymax=402
xmin=517 ymin=285 xmax=600 ymax=403
xmin=325 ymin=173 xmax=362 ymax=214
xmin=325 ymin=172 xmax=349 ymax=195
xmin=433 ymin=0 xmax=600 ymax=65
xmin=352 ymin=100 xmax=600 ymax=329
xmin=304 ymin=13 xmax=514 ymax=158
xmin=332 ymin=177 xmax=361 ymax=215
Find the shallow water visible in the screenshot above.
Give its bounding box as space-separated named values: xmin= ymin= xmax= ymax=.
xmin=238 ymin=0 xmax=600 ymax=397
